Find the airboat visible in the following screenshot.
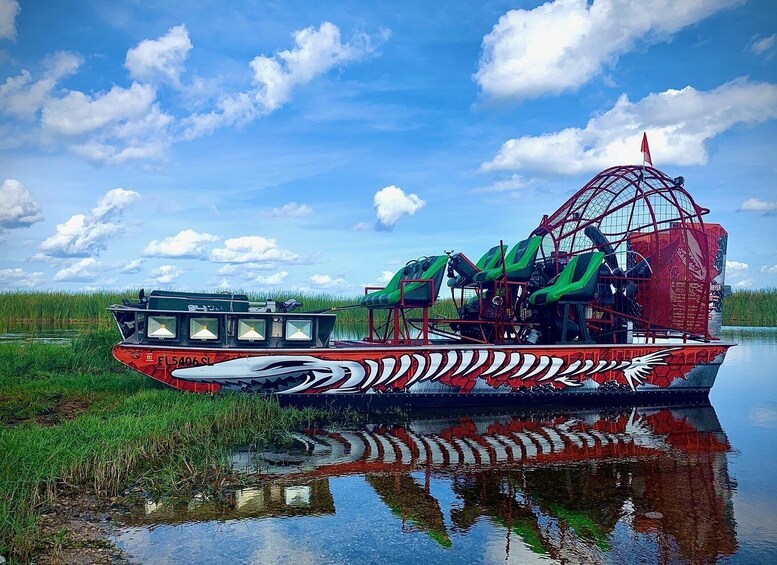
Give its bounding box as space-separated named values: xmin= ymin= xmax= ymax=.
xmin=110 ymin=164 xmax=732 ymax=407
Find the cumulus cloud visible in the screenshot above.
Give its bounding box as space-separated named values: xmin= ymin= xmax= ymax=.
xmin=256 ymin=271 xmax=289 ymax=285
xmin=373 ymin=185 xmax=425 ymax=230
xmin=149 ymin=264 xmax=183 ymax=284
xmin=43 ymin=82 xmax=157 ymax=136
xmin=143 ymin=229 xmax=220 ymax=258
xmin=726 ymin=260 xmax=748 ymax=271
xmin=0 ymin=267 xmax=44 ymax=289
xmin=38 ymin=188 xmax=140 ymax=258
xmin=752 ymin=33 xmax=777 ymax=59
xmin=125 ymin=25 xmax=192 ymax=87
xmin=39 ymin=80 xmax=174 ymax=165
xmin=0 ymin=0 xmax=20 ymax=41
xmin=309 ymin=273 xmax=348 ymax=288
xmin=182 ymin=22 xmax=383 ymax=139
xmin=1 ymin=22 xmax=384 ymax=165
xmin=740 ymin=198 xmax=777 ymax=214
xmin=53 ymin=257 xmax=101 ymax=282
xmin=0 ymin=52 xmax=82 ymax=120
xmin=119 ymin=258 xmax=144 ymax=274
xmin=475 ymin=0 xmax=744 ymax=100
xmin=210 ymin=235 xmax=300 ymax=265
xmin=482 ymin=79 xmax=777 ymax=175
xmin=734 ymin=278 xmax=753 ymax=288
xmin=261 ymin=202 xmax=313 ymax=219
xmin=0 ymin=179 xmax=43 ymax=229
xmin=761 ymin=265 xmax=777 ymax=274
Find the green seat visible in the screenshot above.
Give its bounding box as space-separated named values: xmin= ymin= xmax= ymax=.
xmin=361 ymin=255 xmax=449 ymax=308
xmin=529 ymin=251 xmax=605 ymax=307
xmin=472 ymin=236 xmax=542 ymax=284
xmin=447 ymin=244 xmax=507 ymax=287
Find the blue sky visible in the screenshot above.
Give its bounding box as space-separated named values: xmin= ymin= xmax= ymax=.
xmin=0 ymin=0 xmax=775 ymax=294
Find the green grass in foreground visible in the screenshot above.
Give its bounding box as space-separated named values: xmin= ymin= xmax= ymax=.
xmin=0 ymin=331 xmax=315 ymax=562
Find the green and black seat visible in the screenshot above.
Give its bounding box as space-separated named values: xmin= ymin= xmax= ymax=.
xmin=447 ymin=244 xmax=507 ymax=288
xmin=471 ymin=236 xmax=542 ymax=284
xmin=529 ymin=251 xmax=605 ymax=342
xmin=361 ymin=255 xmax=449 ymax=308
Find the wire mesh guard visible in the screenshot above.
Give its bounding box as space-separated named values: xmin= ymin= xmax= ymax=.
xmin=533 ymin=165 xmax=725 ymax=338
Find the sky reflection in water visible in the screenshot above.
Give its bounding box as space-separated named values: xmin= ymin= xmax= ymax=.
xmin=113 ymin=329 xmax=777 ymax=564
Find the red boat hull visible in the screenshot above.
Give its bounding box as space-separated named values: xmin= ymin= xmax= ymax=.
xmin=113 ymin=341 xmax=731 ymax=403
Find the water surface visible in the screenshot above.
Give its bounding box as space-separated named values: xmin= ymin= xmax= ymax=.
xmin=109 ymin=328 xmax=777 ymax=564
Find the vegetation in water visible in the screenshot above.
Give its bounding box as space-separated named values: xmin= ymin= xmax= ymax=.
xmin=0 ymin=331 xmax=317 ymax=562
xmin=0 ymin=290 xmax=459 ymax=333
xmin=1 ymin=288 xmax=775 ymax=329
xmin=722 ymin=289 xmax=777 ymax=327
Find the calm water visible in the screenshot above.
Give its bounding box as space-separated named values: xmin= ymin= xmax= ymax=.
xmin=11 ymin=327 xmax=771 ymax=563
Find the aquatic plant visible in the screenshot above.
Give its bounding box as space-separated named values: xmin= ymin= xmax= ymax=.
xmin=0 ymin=290 xmax=460 ymax=332
xmin=723 ymin=288 xmax=777 ymax=327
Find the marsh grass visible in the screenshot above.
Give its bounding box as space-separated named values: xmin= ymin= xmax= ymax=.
xmin=0 ymin=333 xmax=316 ymax=561
xmin=723 ymin=289 xmax=777 ymax=327
xmin=0 ymin=290 xmax=460 ymax=335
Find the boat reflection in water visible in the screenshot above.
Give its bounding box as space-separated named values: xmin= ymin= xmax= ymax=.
xmin=126 ymin=403 xmax=737 ymax=563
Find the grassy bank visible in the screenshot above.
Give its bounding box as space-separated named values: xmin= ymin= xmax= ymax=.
xmin=0 ymin=290 xmax=459 ymax=331
xmin=0 ymin=332 xmax=315 ymax=561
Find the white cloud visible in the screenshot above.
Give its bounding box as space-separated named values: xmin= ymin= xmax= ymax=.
xmin=0 ymin=52 xmax=82 ymax=120
xmin=752 ymin=33 xmax=777 ymax=58
xmin=740 ymin=198 xmax=777 ymax=214
xmin=0 ymin=0 xmax=20 ymax=41
xmin=309 ymin=273 xmax=348 ymax=288
xmin=42 ymin=82 xmax=157 ymax=136
xmin=482 ymin=79 xmax=777 ymax=175
xmin=143 ymin=229 xmax=220 ymax=258
xmin=364 ymin=270 xmax=396 ymax=287
xmin=125 ymin=25 xmax=192 ymax=87
xmin=373 ymin=185 xmax=425 ymax=229
xmin=53 ymin=257 xmax=100 ymax=282
xmin=210 ymin=235 xmax=300 ymax=264
xmin=353 ymin=222 xmax=372 ymax=231
xmin=261 ymin=202 xmax=313 ymax=219
xmin=0 ymin=179 xmax=43 ymax=229
xmin=0 ymin=267 xmax=44 ymax=289
xmin=726 ymin=260 xmax=748 ymax=271
xmin=734 ymin=278 xmax=753 ymax=288
xmin=256 ymin=271 xmax=288 ymax=285
xmin=39 ymin=188 xmax=140 ymax=257
xmin=181 ymin=22 xmax=382 ymax=139
xmin=377 ymin=270 xmax=394 ymax=283
xmin=761 ymin=265 xmax=777 ymax=274
xmin=119 ymin=258 xmax=144 ymax=274
xmin=474 ymin=174 xmax=527 ymax=194
xmin=475 ymin=0 xmax=744 ymax=100
xmin=40 ymin=80 xmax=174 ymax=165
xmin=149 ymin=264 xmax=182 ymax=284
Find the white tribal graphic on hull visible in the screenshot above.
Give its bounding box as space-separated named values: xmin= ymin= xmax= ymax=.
xmin=172 ymin=347 xmax=681 ymax=394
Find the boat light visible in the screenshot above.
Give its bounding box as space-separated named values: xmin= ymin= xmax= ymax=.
xmin=285 ymin=319 xmax=313 ymax=341
xmin=147 ymin=315 xmax=177 ymax=339
xmin=237 ymin=318 xmax=266 ymax=341
xmin=189 ymin=317 xmax=219 ymax=340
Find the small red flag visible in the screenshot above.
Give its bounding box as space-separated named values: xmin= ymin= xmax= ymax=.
xmin=641 ymin=132 xmax=652 ymax=166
